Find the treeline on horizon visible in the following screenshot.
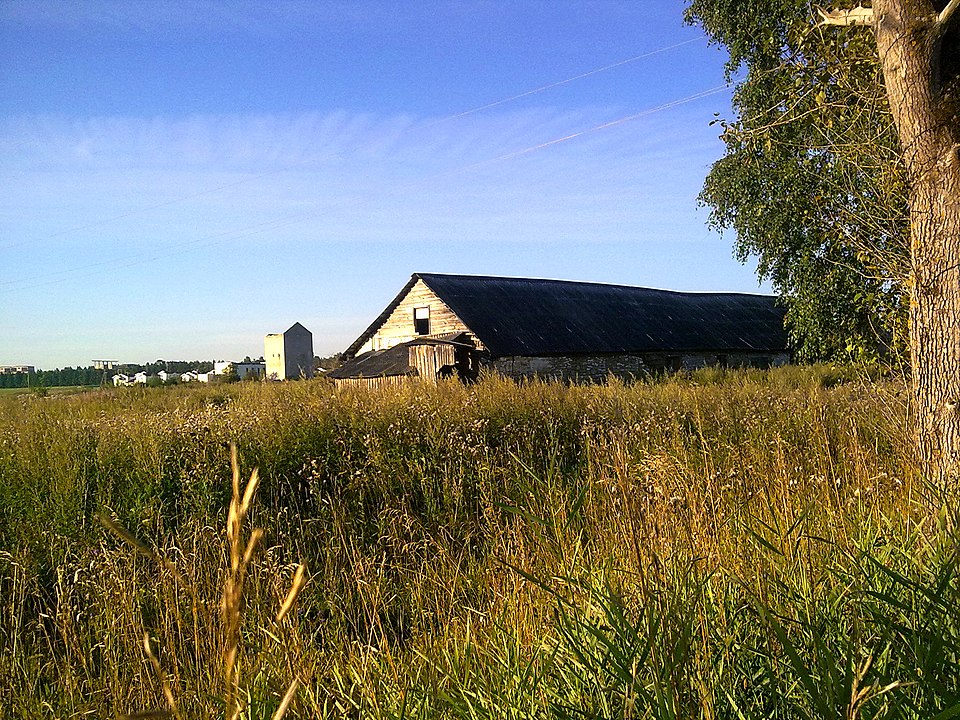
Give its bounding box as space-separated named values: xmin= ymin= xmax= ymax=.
xmin=0 ymin=360 xmax=217 ymax=389
xmin=0 ymin=354 xmax=348 ymax=389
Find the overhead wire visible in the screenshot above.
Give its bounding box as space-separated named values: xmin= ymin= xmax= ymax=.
xmin=0 ymin=35 xmax=708 ymax=252
xmin=469 ymin=86 xmax=727 ymax=168
xmin=432 ymin=37 xmax=705 ymax=123
xmin=1 ymin=82 xmax=732 ymax=294
xmin=3 ymin=37 xmax=733 ymax=296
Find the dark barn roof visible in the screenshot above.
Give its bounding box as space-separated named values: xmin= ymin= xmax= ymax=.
xmin=348 ymin=273 xmax=788 ymax=359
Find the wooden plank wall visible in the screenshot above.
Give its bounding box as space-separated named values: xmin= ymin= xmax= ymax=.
xmin=333 ymin=375 xmax=412 ymax=390
xmin=358 ymin=279 xmax=472 ymax=354
xmin=409 ymin=344 xmax=456 ymax=380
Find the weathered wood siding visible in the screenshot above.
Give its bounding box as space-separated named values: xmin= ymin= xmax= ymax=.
xmin=357 ymin=279 xmax=473 ymax=354
xmin=333 ymin=375 xmax=414 ymax=390
xmin=409 ymin=343 xmax=456 ymax=380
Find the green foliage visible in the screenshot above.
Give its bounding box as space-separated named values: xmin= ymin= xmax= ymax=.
xmin=317 ymin=353 xmax=346 ymax=371
xmin=0 ymin=367 xmax=104 ymax=389
xmin=220 ymin=365 xmax=241 ymax=383
xmin=685 ymin=0 xmax=910 ymax=363
xmin=0 ymin=362 xmax=218 ymax=389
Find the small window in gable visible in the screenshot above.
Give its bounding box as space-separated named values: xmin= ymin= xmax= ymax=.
xmin=414 ymin=306 xmax=430 ymax=335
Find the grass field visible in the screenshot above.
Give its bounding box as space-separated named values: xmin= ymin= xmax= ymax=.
xmin=0 ymin=368 xmax=956 ymax=718
xmin=0 ymin=385 xmax=98 ymax=397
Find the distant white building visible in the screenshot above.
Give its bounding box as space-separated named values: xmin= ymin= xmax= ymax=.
xmin=233 ymin=361 xmax=265 ymax=380
xmin=265 ymin=323 xmax=314 ymax=380
xmin=0 ymin=365 xmax=35 ymax=374
xmin=133 ymin=372 xmax=149 ymax=384
xmin=157 ymin=371 xmax=179 ymax=383
xmin=112 ymin=374 xmax=131 ymax=387
xmin=208 ymin=360 xmax=265 ymax=381
xmin=180 ymin=371 xmax=199 ymax=383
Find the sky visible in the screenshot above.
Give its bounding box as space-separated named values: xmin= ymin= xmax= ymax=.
xmin=0 ymin=0 xmax=762 ymax=368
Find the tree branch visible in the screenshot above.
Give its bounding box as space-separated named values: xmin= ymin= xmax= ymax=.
xmin=930 ymin=0 xmax=959 ymax=47
xmin=938 ymin=0 xmax=959 ymax=29
xmin=817 ymin=5 xmax=876 ymax=26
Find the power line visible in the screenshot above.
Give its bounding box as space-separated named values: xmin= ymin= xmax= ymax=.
xmin=431 ymin=37 xmax=705 ymax=124
xmin=0 ymin=82 xmax=732 ymax=294
xmin=474 ymin=86 xmax=728 ymax=167
xmin=0 ymin=35 xmax=707 ymax=252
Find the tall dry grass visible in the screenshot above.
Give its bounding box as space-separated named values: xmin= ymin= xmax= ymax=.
xmin=0 ymin=366 xmax=956 ymax=717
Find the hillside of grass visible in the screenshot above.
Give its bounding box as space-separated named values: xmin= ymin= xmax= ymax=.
xmin=0 ymin=368 xmax=956 ymax=718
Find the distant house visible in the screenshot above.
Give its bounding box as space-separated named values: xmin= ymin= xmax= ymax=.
xmin=179 ymin=371 xmax=199 ymax=383
xmin=133 ymin=372 xmax=149 ymax=384
xmin=330 ymin=273 xmax=789 ymax=384
xmin=265 ymin=323 xmax=314 ymax=380
xmin=157 ymin=371 xmax=179 ymax=383
xmin=112 ymin=373 xmax=132 ymax=387
xmin=214 ymin=360 xmax=266 ymax=380
xmin=232 ymin=361 xmax=266 ymax=380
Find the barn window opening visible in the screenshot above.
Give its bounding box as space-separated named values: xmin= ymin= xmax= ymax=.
xmin=414 ymin=306 xmax=430 ymax=335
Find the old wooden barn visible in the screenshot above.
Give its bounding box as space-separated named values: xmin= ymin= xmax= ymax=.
xmin=328 ymin=273 xmax=790 ymax=385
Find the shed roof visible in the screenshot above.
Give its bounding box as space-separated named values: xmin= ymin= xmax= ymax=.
xmin=347 ymin=273 xmax=788 ymax=359
xmin=327 ymin=344 xmax=415 ymax=379
xmin=330 ymin=334 xmax=471 ymax=380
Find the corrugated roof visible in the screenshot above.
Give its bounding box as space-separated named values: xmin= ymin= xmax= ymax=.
xmin=346 ymin=273 xmax=788 ymax=359
xmin=418 ymin=273 xmax=787 ymax=357
xmin=328 ymin=344 xmax=414 ymax=379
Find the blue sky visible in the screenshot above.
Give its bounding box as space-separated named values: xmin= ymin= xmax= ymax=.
xmin=1 ymin=1 xmax=760 ymax=368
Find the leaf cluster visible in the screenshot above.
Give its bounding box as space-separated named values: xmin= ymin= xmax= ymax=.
xmin=686 ymin=0 xmax=911 ymax=363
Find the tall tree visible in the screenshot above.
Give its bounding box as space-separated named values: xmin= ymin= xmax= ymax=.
xmin=687 ymin=0 xmax=912 ymax=362
xmin=689 ymin=0 xmax=960 ymax=483
xmin=864 ymin=0 xmax=960 ymax=484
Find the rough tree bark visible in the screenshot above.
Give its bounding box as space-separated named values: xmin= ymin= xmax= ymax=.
xmin=827 ymin=0 xmax=960 ymax=485
xmin=875 ymin=0 xmax=960 ymax=486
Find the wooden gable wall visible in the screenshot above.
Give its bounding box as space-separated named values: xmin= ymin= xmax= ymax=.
xmin=357 ymin=279 xmax=475 ymax=354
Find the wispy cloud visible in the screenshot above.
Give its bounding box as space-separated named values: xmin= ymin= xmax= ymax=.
xmin=0 ymin=1 xmax=386 ymax=40
xmin=0 ymin=91 xmax=735 ymax=366
xmin=0 ymin=1 xmax=755 ymax=368
xmin=1 ymin=94 xmax=725 ymax=251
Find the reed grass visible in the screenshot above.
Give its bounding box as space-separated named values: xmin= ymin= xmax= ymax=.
xmin=0 ymin=366 xmax=956 ymax=718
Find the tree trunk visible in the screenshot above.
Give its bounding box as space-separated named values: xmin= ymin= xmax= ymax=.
xmin=874 ymin=0 xmax=960 ymax=486
xmin=911 ymin=156 xmax=960 ymax=487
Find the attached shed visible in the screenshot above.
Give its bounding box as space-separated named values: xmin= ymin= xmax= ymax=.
xmin=333 ymin=273 xmax=789 ymax=383
xmin=328 ymin=333 xmax=476 ymax=387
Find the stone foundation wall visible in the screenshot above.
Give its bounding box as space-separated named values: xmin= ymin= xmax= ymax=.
xmin=489 ymin=354 xmax=645 ymax=383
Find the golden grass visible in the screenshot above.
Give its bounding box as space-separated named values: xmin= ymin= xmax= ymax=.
xmin=98 ymin=444 xmax=305 ymax=719
xmin=0 ymin=367 xmax=954 ymax=717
